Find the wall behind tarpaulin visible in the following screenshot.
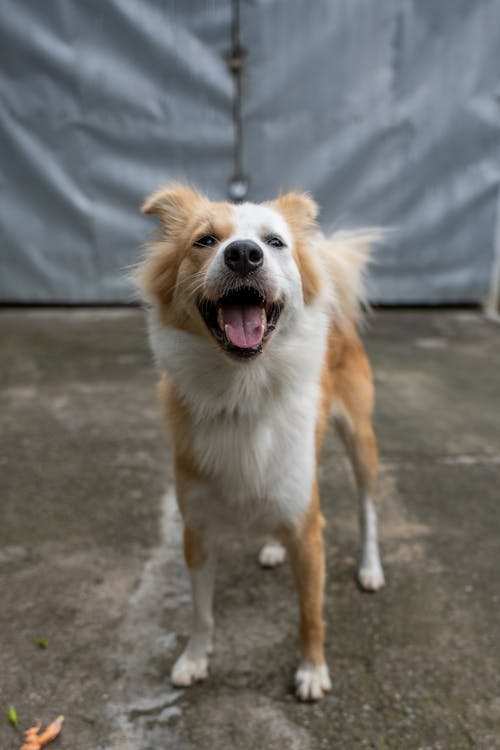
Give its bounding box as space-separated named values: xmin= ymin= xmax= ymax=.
xmin=1 ymin=0 xmax=499 ymax=303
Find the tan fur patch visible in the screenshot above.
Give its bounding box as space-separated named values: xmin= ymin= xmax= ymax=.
xmin=293 ymin=240 xmax=325 ymax=305
xmin=280 ymin=480 xmax=326 ymax=666
xmin=272 ymin=191 xmax=319 ymax=233
xmin=141 ymin=183 xmax=206 ymax=228
xmin=271 ymin=191 xmax=324 ymax=305
xmin=183 ymin=526 xmax=206 ymax=569
xmin=137 ymin=185 xmax=234 ymax=337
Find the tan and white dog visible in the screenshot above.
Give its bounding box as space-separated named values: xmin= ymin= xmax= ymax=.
xmin=138 ymin=184 xmax=385 ymax=702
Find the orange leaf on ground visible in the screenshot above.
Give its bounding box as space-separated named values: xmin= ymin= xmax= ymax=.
xmin=20 ymin=715 xmax=64 ymax=750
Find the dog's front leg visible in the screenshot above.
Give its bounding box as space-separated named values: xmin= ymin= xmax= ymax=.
xmin=283 ymin=486 xmax=332 ymax=701
xmin=171 ymin=526 xmax=216 ymax=687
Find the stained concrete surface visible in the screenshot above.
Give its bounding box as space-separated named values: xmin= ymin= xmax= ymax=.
xmin=0 ymin=308 xmax=499 ymax=750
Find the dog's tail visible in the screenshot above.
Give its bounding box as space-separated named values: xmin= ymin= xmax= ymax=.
xmin=318 ymin=229 xmax=383 ymax=327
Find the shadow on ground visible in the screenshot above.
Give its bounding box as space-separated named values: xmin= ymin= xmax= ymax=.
xmin=1 ymin=309 xmax=499 ymax=749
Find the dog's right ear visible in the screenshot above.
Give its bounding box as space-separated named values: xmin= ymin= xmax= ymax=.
xmin=141 ymin=184 xmax=205 ymax=232
xmin=273 ymin=191 xmax=319 ymax=235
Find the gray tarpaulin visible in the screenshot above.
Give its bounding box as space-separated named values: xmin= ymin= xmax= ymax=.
xmin=1 ymin=0 xmax=499 ymax=303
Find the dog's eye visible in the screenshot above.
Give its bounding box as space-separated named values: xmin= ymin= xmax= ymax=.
xmin=194 ymin=234 xmax=219 ymax=248
xmin=266 ymin=236 xmax=285 ymax=248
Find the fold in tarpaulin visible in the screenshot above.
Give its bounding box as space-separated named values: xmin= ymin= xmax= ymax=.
xmin=0 ymin=0 xmax=499 ymax=303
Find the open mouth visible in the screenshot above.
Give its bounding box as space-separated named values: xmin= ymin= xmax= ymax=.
xmin=198 ymin=286 xmax=283 ymax=360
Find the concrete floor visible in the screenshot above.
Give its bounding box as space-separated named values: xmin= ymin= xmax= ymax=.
xmin=1 ymin=308 xmax=499 ymax=750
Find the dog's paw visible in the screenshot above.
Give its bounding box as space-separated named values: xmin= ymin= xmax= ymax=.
xmin=171 ymin=652 xmax=209 ymax=687
xmin=295 ymin=663 xmax=331 ymax=701
xmin=258 ymin=542 xmax=286 ymax=568
xmin=358 ymin=562 xmax=385 ymax=592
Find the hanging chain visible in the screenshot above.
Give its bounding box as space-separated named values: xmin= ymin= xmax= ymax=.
xmin=227 ymin=0 xmax=249 ymax=202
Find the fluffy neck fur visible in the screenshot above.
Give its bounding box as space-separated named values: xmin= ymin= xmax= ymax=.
xmin=147 ymin=296 xmax=330 ymax=423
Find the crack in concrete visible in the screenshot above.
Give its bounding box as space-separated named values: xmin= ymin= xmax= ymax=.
xmin=108 ymin=488 xmax=187 ymax=749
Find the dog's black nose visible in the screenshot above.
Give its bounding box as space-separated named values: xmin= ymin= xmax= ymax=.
xmin=224 ymin=240 xmax=264 ymax=276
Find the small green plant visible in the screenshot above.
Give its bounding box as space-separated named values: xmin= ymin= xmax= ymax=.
xmin=7 ymin=705 xmax=18 ymax=727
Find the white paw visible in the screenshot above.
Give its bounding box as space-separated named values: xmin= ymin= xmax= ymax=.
xmin=258 ymin=542 xmax=286 ymax=568
xmin=358 ymin=563 xmax=385 ymax=592
xmin=171 ymin=651 xmax=209 ymax=687
xmin=295 ymin=663 xmax=332 ymax=701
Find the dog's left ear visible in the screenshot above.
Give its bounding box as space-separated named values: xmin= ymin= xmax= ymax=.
xmin=272 ymin=192 xmax=323 ymax=305
xmin=272 ymin=191 xmax=319 ymax=235
xmin=141 ymin=184 xmax=205 ymax=234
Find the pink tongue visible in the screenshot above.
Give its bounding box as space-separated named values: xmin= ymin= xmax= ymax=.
xmin=222 ymin=304 xmax=265 ymax=349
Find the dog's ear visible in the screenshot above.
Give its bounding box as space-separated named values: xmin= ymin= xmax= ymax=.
xmin=273 ymin=191 xmax=319 ymax=235
xmin=141 ymin=184 xmax=205 ymax=232
xmin=272 ymin=192 xmax=322 ymax=305
xmin=137 ymin=185 xmax=204 ymax=308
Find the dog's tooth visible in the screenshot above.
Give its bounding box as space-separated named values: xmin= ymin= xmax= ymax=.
xmin=217 ymin=307 xmax=224 ymax=331
xmin=261 ymin=308 xmax=267 ymax=326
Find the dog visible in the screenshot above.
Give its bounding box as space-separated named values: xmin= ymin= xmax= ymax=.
xmin=137 ymin=184 xmax=385 ymax=701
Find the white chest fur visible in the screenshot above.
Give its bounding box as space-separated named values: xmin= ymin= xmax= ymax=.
xmin=147 ymin=301 xmax=329 ymax=534
xmin=183 ymin=380 xmax=319 ymax=533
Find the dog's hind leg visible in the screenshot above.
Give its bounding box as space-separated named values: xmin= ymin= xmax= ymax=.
xmin=171 ymin=526 xmax=216 ymax=687
xmin=332 ymin=340 xmax=385 ymax=592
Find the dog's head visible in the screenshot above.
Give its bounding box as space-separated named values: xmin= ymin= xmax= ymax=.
xmin=138 ymin=185 xmax=325 ymax=362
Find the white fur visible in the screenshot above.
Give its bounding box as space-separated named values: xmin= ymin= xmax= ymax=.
xmin=358 ymin=497 xmax=385 ymax=591
xmin=295 ymin=663 xmax=332 ymax=701
xmin=171 ymin=650 xmax=209 ymax=686
xmin=171 ymin=551 xmax=216 ymax=686
xmin=258 ymin=541 xmax=286 ymax=568
xmin=149 ymin=301 xmax=328 ymax=529
xmin=204 ymin=203 xmax=296 ymax=305
xmin=333 ymin=404 xmax=385 ymax=591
